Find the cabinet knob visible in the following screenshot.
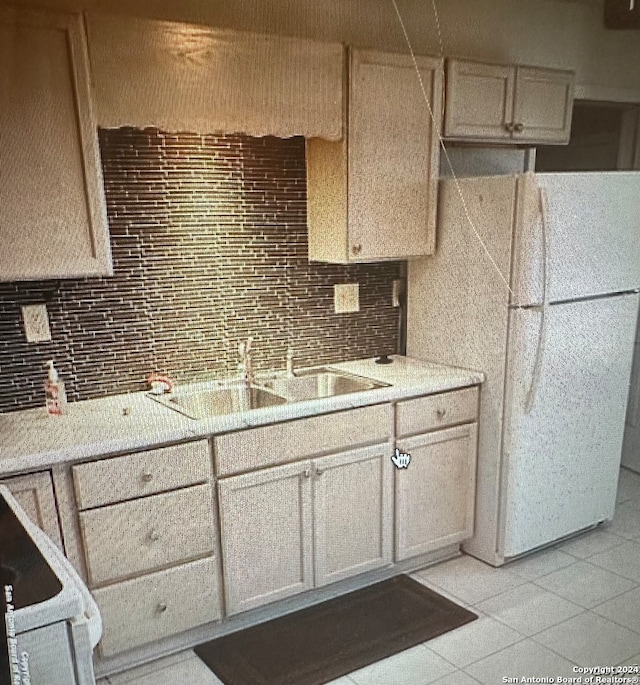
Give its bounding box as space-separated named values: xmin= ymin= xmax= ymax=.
xmin=141 ymin=471 xmax=153 ymax=483
xmin=156 ymin=602 xmax=168 ymax=614
xmin=436 ymin=408 xmax=447 ymax=419
xmin=148 ymin=529 xmax=160 ymax=542
xmin=315 ymin=466 xmax=324 ymax=476
xmin=303 ymin=468 xmax=311 ymax=478
xmin=351 ymin=243 xmax=362 ymax=256
xmin=504 ymin=122 xmax=515 ymax=133
xmin=514 ymin=122 xmax=524 ymax=133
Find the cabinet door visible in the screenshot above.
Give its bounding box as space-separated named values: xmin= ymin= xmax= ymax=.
xmin=0 ymin=471 xmax=64 ymax=550
xmin=218 ymin=460 xmax=314 ymax=615
xmin=395 ymin=424 xmax=477 ymax=561
xmin=0 ymin=7 xmax=111 ymax=281
xmin=444 ymin=60 xmax=514 ymax=141
xmin=313 ymin=444 xmax=393 ymax=587
xmin=348 ymin=49 xmax=442 ymax=260
xmin=512 ymin=66 xmax=574 ymax=144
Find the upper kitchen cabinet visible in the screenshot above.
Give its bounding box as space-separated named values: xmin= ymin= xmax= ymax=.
xmin=444 ymin=59 xmax=575 ymax=145
xmin=307 ymin=49 xmax=443 ymax=263
xmin=0 ymin=7 xmax=112 ymax=281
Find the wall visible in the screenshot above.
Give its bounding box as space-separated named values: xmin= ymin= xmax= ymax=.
xmin=0 ymin=130 xmax=401 ymax=413
xmin=536 ymin=103 xmax=631 ymax=171
xmin=6 ymin=0 xmax=640 ymax=102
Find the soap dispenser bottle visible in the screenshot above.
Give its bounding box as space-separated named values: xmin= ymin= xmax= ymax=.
xmin=45 ymin=360 xmax=67 ymax=415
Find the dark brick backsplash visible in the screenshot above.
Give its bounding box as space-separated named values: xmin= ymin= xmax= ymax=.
xmin=0 ymin=130 xmax=402 ymax=413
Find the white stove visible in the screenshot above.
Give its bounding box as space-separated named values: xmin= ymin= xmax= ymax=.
xmin=1 ymin=485 xmax=101 ymax=685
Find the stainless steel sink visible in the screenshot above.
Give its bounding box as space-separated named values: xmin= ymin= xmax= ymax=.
xmin=262 ymin=368 xmax=388 ymax=402
xmin=155 ymin=385 xmax=287 ymax=420
xmin=150 ymin=368 xmax=388 ymax=418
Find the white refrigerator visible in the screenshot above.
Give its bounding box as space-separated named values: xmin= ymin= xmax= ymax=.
xmin=407 ymin=171 xmax=640 ymax=565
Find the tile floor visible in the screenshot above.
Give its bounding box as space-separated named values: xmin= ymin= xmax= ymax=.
xmin=98 ymin=467 xmax=640 ymax=685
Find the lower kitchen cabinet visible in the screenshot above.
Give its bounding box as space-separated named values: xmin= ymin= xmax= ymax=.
xmin=63 ymin=439 xmax=222 ymax=659
xmin=218 ymin=444 xmax=394 ymax=615
xmin=0 ymin=471 xmax=63 ymax=549
xmin=37 ymin=386 xmax=480 ymax=671
xmin=395 ymin=423 xmax=478 ymax=560
xmin=218 ymin=460 xmax=315 ymax=616
xmin=313 ymin=445 xmax=393 ymax=586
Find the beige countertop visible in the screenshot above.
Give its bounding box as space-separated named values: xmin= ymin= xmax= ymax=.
xmin=0 ymin=355 xmax=484 ymax=476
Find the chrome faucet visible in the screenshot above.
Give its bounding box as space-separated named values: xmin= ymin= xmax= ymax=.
xmin=238 ymin=337 xmax=254 ymax=387
xmin=286 ymin=348 xmax=295 ymax=377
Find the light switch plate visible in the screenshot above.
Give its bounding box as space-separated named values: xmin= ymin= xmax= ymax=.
xmin=334 ymin=284 xmax=360 ymax=313
xmin=22 ymin=304 xmax=52 ymax=342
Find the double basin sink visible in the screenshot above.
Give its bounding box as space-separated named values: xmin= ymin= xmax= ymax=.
xmin=151 ymin=368 xmax=389 ymax=420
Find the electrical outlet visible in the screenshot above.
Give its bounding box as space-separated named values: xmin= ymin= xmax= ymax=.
xmin=334 ymin=284 xmax=360 ymax=313
xmin=22 ymin=304 xmax=52 ymax=342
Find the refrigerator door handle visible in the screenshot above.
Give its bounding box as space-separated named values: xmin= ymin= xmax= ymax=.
xmin=525 ymin=188 xmax=550 ymax=414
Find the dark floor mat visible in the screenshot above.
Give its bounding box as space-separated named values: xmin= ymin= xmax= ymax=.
xmin=195 ymin=575 xmax=477 ymax=685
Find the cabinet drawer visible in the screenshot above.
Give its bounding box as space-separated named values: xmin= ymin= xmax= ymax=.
xmin=396 ymin=386 xmax=478 ymax=437
xmin=79 ymin=484 xmax=216 ymax=587
xmin=215 ymin=404 xmax=392 ymax=476
xmin=94 ymin=556 xmax=221 ymax=657
xmin=72 ymin=440 xmax=211 ymax=509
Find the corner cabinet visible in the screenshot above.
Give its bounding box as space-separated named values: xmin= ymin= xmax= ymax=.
xmin=0 ymin=7 xmax=112 ymax=281
xmin=444 ymin=59 xmax=574 ymax=145
xmin=306 ymin=49 xmax=443 ymax=263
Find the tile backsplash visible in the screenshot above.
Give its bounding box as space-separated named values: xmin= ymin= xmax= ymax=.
xmin=0 ymin=129 xmax=402 ymax=413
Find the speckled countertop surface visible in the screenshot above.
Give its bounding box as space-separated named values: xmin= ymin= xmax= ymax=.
xmin=0 ymin=356 xmax=483 ymax=476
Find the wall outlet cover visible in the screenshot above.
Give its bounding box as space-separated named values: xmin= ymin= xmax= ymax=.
xmin=22 ymin=304 xmax=52 ymax=343
xmin=334 ymin=284 xmax=360 ymax=313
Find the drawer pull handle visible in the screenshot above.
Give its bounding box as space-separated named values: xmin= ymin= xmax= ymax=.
xmin=141 ymin=471 xmax=153 ymax=483
xmin=303 ymin=468 xmax=311 ymax=478
xmin=436 ymin=408 xmax=447 ymax=419
xmin=148 ymin=529 xmax=160 ymax=542
xmin=315 ymin=466 xmax=324 ymax=476
xmin=156 ymin=602 xmax=168 ymax=614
